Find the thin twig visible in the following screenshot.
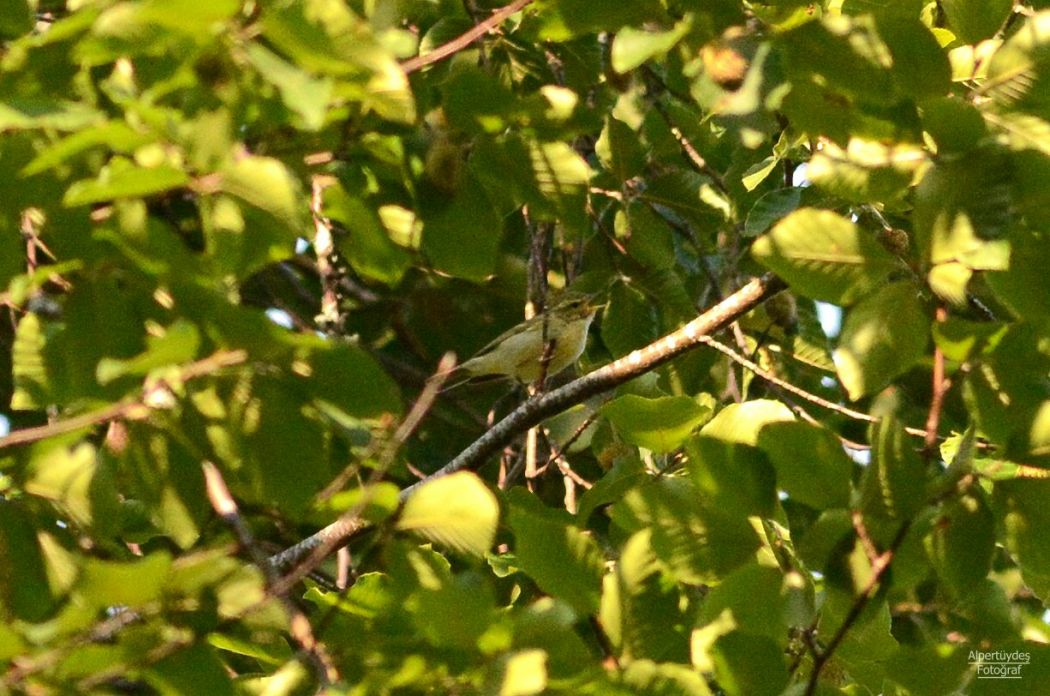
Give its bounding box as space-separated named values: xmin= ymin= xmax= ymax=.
xmin=805 ymin=473 xmax=978 ymax=694
xmin=311 ymin=175 xmax=343 ymax=333
xmin=647 ymin=89 xmax=731 ymax=197
xmin=696 ymin=336 xmax=889 ymax=426
xmin=268 ymin=275 xmax=787 ymax=571
xmin=525 ymin=215 xmax=553 ymax=481
xmin=0 ymin=350 xmax=248 ymax=450
xmin=400 ymin=0 xmax=534 ymax=74
xmin=317 ymin=352 xmax=454 ymax=501
xmin=924 ymin=305 xmax=949 ymax=457
xmin=274 ymin=353 xmax=455 ymax=591
xmin=804 ymin=517 xmax=911 ymax=696
xmin=202 ymin=462 xmax=340 ymax=684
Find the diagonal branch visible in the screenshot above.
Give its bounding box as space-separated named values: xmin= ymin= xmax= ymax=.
xmin=268 ymin=274 xmax=787 ymax=571
xmin=401 ymin=0 xmax=534 ymax=74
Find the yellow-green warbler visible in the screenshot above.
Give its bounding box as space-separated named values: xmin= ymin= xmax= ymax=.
xmin=440 ymin=294 xmax=601 ymax=388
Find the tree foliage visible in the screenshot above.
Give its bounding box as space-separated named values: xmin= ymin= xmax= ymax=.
xmin=2 ymin=0 xmax=1050 ymax=694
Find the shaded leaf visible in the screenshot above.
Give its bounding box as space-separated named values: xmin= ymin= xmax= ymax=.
xmin=758 ymin=422 xmax=853 ymax=509
xmin=833 ymin=281 xmax=928 ymax=400
xmin=602 ymin=395 xmax=713 ymax=454
xmin=508 ymin=490 xmax=605 ymax=614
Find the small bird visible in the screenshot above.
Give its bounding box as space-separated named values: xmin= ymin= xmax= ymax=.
xmin=437 ymin=294 xmax=601 ymax=389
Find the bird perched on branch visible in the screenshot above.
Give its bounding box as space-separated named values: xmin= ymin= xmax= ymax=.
xmin=436 ymin=293 xmax=602 ymax=389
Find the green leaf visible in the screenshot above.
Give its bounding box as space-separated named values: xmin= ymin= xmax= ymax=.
xmin=117 ymin=0 xmax=240 ymax=37
xmin=858 ymin=416 xmax=928 ymax=522
xmin=601 ymin=282 xmax=659 ymax=358
xmin=313 ymin=483 xmax=401 ymax=524
xmin=699 ymin=399 xmax=796 ymax=447
xmin=96 ymin=319 xmax=200 ymax=385
xmin=80 ymin=553 xmax=172 ymax=609
xmin=741 ymin=156 xmax=778 ymax=192
xmin=833 ymin=281 xmax=928 ymax=400
xmin=508 ymin=490 xmax=605 ymax=614
xmin=808 ymin=139 xmax=925 ymax=204
xmin=20 ymin=121 xmax=153 ymax=176
xmin=620 ymin=659 xmax=712 ymax=696
xmin=324 ymin=184 xmax=411 ymax=286
xmin=10 ymin=312 xmax=53 ymax=410
xmin=0 ymin=99 xmax=103 ymax=132
xmin=473 ymin=135 xmax=591 ymax=220
xmin=601 ymin=529 xmax=689 ymax=662
xmin=986 ymin=11 xmax=1050 ymax=118
xmin=63 ymin=161 xmax=189 ymax=206
xmin=987 ymin=230 xmax=1050 ymax=319
xmin=612 ymin=478 xmax=758 ymax=584
xmin=602 ymin=394 xmax=713 ymax=453
xmin=879 ymin=15 xmax=952 ymax=101
xmin=986 ymin=111 xmax=1050 ymax=156
xmin=245 ymin=43 xmax=333 ymax=131
xmin=617 ymin=202 xmax=676 ymax=270
xmin=963 ymin=323 xmax=1050 ymax=461
xmin=942 ymin=0 xmax=1013 ymax=44
xmin=611 ymin=19 xmax=692 ymax=73
xmin=777 ymin=16 xmax=895 ymax=108
xmin=489 ymin=649 xmax=548 ymax=696
xmin=414 ymin=572 xmax=496 ymax=649
xmin=689 ymin=401 xmax=793 ymax=518
xmin=596 ymin=116 xmax=646 ymax=181
xmin=696 ymin=563 xmax=801 ymax=640
xmin=536 ymin=0 xmax=667 ymax=41
xmin=994 ymin=479 xmax=1050 ymax=601
xmin=25 ymin=443 xmax=121 ymax=534
xmin=420 ymin=171 xmax=502 ymax=282
xmin=145 ymin=643 xmax=235 ymax=696
xmin=925 ymin=493 xmax=995 ymax=598
xmin=259 ymin=0 xmax=414 ymax=122
xmin=0 ymin=503 xmax=57 ymax=621
xmin=708 ymin=632 xmax=789 ymax=696
xmin=220 ymin=156 xmax=306 ymax=232
xmin=0 ymin=0 xmax=32 ymax=38
xmin=922 ymin=97 xmax=987 ymax=154
xmin=576 ymin=456 xmax=647 ymax=524
xmin=927 ymin=261 xmax=972 ymax=306
xmin=751 ymin=208 xmax=900 ymax=305
xmin=758 ymin=422 xmax=853 ymax=509
xmin=744 ymin=188 xmax=802 ymax=238
xmin=397 ymin=472 xmax=499 ymax=558
xmin=914 ymin=146 xmax=1013 ymax=270
xmin=885 ymin=644 xmax=970 ymax=696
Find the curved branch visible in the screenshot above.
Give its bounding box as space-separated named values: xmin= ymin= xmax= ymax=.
xmin=268 ymin=274 xmax=787 ymax=571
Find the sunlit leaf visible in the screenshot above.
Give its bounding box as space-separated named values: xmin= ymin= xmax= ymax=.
xmin=64 ymin=162 xmax=189 ymax=206
xmin=398 ymin=472 xmax=499 ymax=558
xmin=752 ymin=208 xmax=900 ymax=305
xmin=611 ymin=19 xmax=692 ymax=73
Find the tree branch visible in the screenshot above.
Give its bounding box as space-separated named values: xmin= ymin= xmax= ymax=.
xmin=203 ymin=462 xmax=340 ymax=685
xmin=0 ymin=349 xmax=248 ymax=451
xmin=268 ymin=274 xmax=787 ymax=571
xmin=400 ymin=0 xmax=534 ymax=74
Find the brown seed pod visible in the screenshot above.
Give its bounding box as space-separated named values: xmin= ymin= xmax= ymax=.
xmin=700 ymin=29 xmax=751 ymax=91
xmin=878 ymin=228 xmax=910 ymax=256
